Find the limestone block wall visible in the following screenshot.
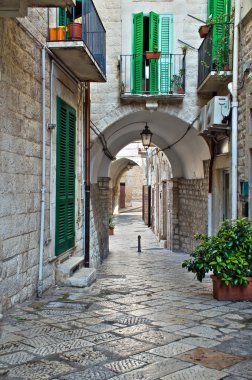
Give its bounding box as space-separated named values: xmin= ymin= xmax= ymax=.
xmin=177 ymin=161 xmax=209 ymax=252
xmin=90 ymin=0 xmax=208 ymax=135
xmin=237 ymin=9 xmax=252 ymax=218
xmin=0 ymin=14 xmax=85 ymax=310
xmin=0 ymin=17 xmax=51 ymax=310
xmin=90 ymin=179 xmax=110 ymax=267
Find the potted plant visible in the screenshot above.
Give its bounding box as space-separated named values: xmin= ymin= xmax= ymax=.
xmin=172 ymin=70 xmax=185 ymax=94
xmin=182 ymin=218 xmax=252 ymax=301
xmin=146 ymin=45 xmax=161 ymax=60
xmin=198 ymin=24 xmax=210 ymax=38
xmin=108 ymin=215 xmax=115 ymax=236
xmin=67 ymin=21 xmax=82 ymax=40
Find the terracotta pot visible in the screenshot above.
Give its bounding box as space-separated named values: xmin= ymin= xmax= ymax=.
xmin=67 ymin=22 xmax=82 ymax=40
xmin=108 ymin=228 xmax=114 ymax=236
xmin=198 ymin=25 xmax=209 ymax=38
xmin=145 ymin=51 xmax=161 ymax=60
xmin=211 ymin=275 xmax=252 ymax=301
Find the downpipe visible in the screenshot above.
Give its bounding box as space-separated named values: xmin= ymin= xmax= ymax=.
xmin=37 ymin=46 xmax=46 ymax=298
xmin=231 ymin=0 xmax=240 ymax=219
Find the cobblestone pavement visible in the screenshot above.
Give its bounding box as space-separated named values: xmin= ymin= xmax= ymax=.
xmin=1 ymin=212 xmax=252 ymax=379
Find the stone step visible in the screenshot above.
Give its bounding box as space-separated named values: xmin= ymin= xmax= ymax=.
xmin=56 ymin=256 xmax=84 ymax=283
xmin=65 ymin=268 xmax=96 ymax=288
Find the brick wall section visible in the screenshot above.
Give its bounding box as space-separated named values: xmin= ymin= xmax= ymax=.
xmin=177 ymin=161 xmax=209 ymax=252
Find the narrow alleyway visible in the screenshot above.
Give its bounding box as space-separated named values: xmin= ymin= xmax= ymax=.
xmin=1 ymin=213 xmax=252 ymax=379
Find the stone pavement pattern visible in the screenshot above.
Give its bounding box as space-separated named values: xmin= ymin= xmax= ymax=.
xmin=1 ymin=212 xmax=252 ymax=379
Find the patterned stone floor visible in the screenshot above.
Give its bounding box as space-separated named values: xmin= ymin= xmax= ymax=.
xmin=1 ymin=211 xmax=252 ymax=379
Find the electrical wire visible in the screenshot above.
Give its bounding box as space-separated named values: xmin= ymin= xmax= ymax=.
xmin=90 ymin=120 xmax=115 ymax=161
xmin=148 ymin=115 xmax=199 ymax=158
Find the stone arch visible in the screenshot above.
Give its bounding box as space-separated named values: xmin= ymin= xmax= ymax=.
xmin=91 ymin=109 xmax=210 ymax=183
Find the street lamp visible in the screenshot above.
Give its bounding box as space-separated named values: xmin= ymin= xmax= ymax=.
xmin=140 ymin=123 xmax=153 ymax=149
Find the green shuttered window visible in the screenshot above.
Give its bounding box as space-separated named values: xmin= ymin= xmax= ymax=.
xmin=209 ymin=0 xmax=231 ymax=70
xmin=132 ymin=12 xmax=143 ymax=94
xmin=56 ymin=97 xmax=76 ymax=256
xmin=132 ymin=12 xmax=173 ymax=95
xmin=149 ymin=12 xmax=159 ymax=94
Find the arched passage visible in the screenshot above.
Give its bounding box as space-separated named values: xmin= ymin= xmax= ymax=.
xmin=91 ymin=110 xmax=210 ymax=183
xmin=89 ymin=109 xmax=210 ymax=267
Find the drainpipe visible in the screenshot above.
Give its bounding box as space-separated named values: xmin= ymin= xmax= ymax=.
xmin=37 ymin=46 xmax=46 ymax=298
xmin=84 ymin=82 xmax=90 ymax=267
xmin=231 ymin=0 xmax=240 ymax=219
xmin=48 ymin=60 xmax=55 ymax=242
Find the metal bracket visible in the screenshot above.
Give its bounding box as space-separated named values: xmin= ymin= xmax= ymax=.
xmin=47 ymin=123 xmax=56 ymax=130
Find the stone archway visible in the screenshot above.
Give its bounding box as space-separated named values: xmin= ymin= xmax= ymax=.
xmin=89 ymin=109 xmax=210 ymax=266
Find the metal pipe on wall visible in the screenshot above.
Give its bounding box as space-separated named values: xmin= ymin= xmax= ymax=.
xmin=84 ymin=82 xmax=91 ymax=267
xmin=231 ymin=0 xmax=240 ymax=219
xmin=37 ymin=46 xmax=46 ymax=298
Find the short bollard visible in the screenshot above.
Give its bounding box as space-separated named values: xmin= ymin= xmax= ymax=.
xmin=138 ymin=235 xmax=141 ymax=253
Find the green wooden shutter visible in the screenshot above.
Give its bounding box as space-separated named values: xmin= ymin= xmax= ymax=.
xmin=212 ymin=0 xmax=231 ymax=70
xmin=159 ymin=15 xmax=173 ymax=94
xmin=56 ymin=97 xmax=76 ymax=256
xmin=149 ymin=11 xmax=159 ymax=94
xmin=132 ymin=12 xmax=143 ymax=94
xmin=208 ymin=0 xmax=214 ymax=18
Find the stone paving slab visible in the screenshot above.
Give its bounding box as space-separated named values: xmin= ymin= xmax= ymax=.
xmin=1 ymin=213 xmax=252 ymax=379
xmin=160 ymin=364 xmax=227 ymax=380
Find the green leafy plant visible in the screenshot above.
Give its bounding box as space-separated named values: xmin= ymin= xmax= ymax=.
xmin=182 ymin=218 xmax=252 ymax=287
xmin=108 ymin=215 xmax=115 ymax=229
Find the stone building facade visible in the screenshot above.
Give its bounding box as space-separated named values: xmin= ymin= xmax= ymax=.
xmin=237 ymin=4 xmax=252 ymax=220
xmin=0 ymin=3 xmax=106 ymax=312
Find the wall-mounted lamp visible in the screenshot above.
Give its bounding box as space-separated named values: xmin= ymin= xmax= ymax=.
xmin=140 ymin=123 xmax=153 ymax=149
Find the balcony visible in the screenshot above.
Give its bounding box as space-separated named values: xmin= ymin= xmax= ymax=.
xmin=47 ymin=0 xmax=106 ymax=82
xmin=28 ymin=0 xmax=76 ymax=6
xmin=0 ymin=0 xmax=75 ymax=17
xmin=198 ymin=23 xmax=233 ymax=94
xmin=120 ymin=53 xmax=185 ymax=101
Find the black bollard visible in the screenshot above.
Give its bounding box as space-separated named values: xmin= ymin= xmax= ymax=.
xmin=138 ymin=235 xmax=141 ymax=253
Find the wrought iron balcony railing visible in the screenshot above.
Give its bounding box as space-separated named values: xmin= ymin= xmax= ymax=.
xmin=198 ymin=23 xmax=233 ymax=88
xmin=120 ymin=53 xmax=185 ymax=97
xmin=48 ymin=0 xmax=106 ymax=76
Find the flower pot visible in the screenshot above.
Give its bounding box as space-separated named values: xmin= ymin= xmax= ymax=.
xmin=49 ymin=27 xmax=65 ymax=41
xmin=145 ymin=51 xmax=161 ymax=60
xmin=67 ymin=22 xmax=82 ymax=40
xmin=223 ymin=64 xmax=231 ymax=71
xmin=108 ymin=228 xmax=114 ymax=236
xmin=198 ymin=25 xmax=209 ymax=38
xmin=211 ymin=275 xmax=252 ymax=301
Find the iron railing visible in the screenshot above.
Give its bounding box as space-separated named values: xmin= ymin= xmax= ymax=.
xmin=198 ymin=23 xmax=233 ymax=88
xmin=120 ymin=53 xmax=185 ymax=96
xmin=48 ymin=0 xmax=106 ymax=75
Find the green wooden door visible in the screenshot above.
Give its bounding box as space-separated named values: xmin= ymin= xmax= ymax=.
xmin=159 ymin=15 xmax=173 ymax=93
xmin=56 ymin=97 xmax=76 ymax=256
xmin=211 ymin=0 xmax=231 ymax=70
xmin=132 ymin=12 xmax=143 ymax=94
xmin=149 ymin=11 xmax=159 ymax=94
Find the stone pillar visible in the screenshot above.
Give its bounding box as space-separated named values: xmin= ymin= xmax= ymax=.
xmin=98 ymin=177 xmax=111 ymax=260
xmin=167 ymin=179 xmax=179 ymax=251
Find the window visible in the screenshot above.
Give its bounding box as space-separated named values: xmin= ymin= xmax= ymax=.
xmin=132 ymin=12 xmax=173 ymax=95
xmin=55 ymin=97 xmax=76 ymax=256
xmin=208 ymin=0 xmax=231 ymax=70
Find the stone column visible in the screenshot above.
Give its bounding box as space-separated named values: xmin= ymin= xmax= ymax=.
xmin=98 ymin=177 xmax=111 ymax=260
xmin=167 ymin=179 xmax=179 ymax=251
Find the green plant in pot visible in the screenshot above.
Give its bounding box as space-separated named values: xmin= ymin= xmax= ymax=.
xmin=182 ymin=218 xmax=252 ymax=300
xmin=172 ymin=69 xmax=185 ymax=94
xmin=108 ymin=215 xmax=115 ymax=235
